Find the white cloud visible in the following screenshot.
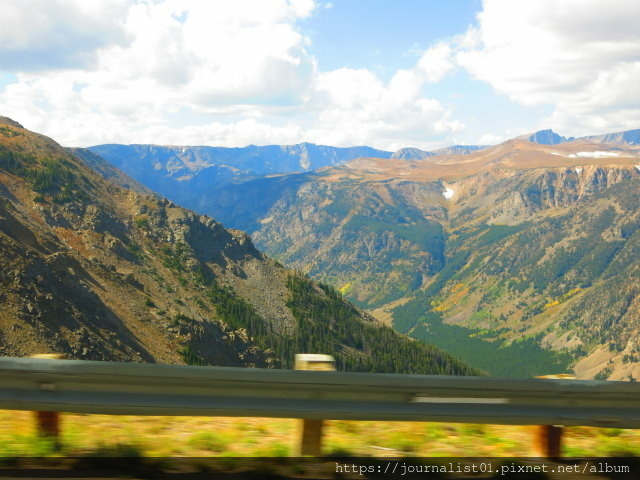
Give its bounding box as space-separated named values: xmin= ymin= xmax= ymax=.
xmin=0 ymin=0 xmax=465 ymax=150
xmin=1 ymin=0 xmax=637 ymax=150
xmin=0 ymin=0 xmax=464 ymax=150
xmin=98 ymin=0 xmax=317 ymax=106
xmin=417 ymin=42 xmax=455 ymax=83
xmin=456 ymin=0 xmax=640 ymax=136
xmin=478 ymin=133 xmax=503 ymax=145
xmin=309 ymin=67 xmax=463 ymax=150
xmin=0 ymin=0 xmax=130 ymax=70
xmin=0 ymin=0 xmax=320 ymax=146
xmin=121 ymin=118 xmax=305 ymax=147
xmin=300 ymin=41 xmax=461 ymax=150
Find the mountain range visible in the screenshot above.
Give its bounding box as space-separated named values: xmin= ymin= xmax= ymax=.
xmin=87 ymin=141 xmax=495 ymax=213
xmin=85 ymin=128 xmax=640 ymax=379
xmin=0 ymin=116 xmax=478 ymax=376
xmin=87 ymin=128 xmax=640 ymax=220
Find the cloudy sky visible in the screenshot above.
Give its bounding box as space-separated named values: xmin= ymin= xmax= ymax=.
xmin=0 ymin=0 xmax=638 ymax=150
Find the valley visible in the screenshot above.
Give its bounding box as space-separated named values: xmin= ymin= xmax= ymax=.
xmin=89 ymin=129 xmax=640 ymax=379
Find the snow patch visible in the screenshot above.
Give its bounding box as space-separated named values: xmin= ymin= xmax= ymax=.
xmin=569 ymin=151 xmax=620 ymax=158
xmin=442 ymin=187 xmax=454 ymax=199
xmin=635 ymin=165 xmax=640 ymax=172
xmin=575 ymin=167 xmax=582 ymax=174
xmin=299 ymin=151 xmax=310 ymax=169
xmin=550 ymin=152 xmax=566 ymax=156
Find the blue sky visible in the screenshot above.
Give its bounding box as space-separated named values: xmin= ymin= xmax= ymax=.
xmin=304 ymin=1 xmax=480 ymax=74
xmin=0 ymin=0 xmax=638 ymax=149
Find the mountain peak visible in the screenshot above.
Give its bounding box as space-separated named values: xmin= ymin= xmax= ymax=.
xmin=391 ymin=147 xmax=434 ymax=160
xmin=0 ymin=116 xmax=24 ymax=129
xmin=525 ymin=129 xmax=569 ymax=145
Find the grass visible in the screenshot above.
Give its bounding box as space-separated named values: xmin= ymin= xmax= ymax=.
xmin=1 ymin=410 xmax=639 ymax=458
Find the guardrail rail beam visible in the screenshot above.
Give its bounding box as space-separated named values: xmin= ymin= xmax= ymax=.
xmin=1 ymin=355 xmax=640 ymax=458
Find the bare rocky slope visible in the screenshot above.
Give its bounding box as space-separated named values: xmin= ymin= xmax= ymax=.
xmin=0 ymin=116 xmax=479 ymax=376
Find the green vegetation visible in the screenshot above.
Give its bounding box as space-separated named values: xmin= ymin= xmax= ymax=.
xmin=0 ymin=146 xmax=88 ymax=203
xmin=284 ymin=273 xmax=479 ymax=375
xmin=135 ymin=216 xmax=149 ymax=229
xmin=126 ymin=243 xmax=144 ymax=261
xmin=161 ymin=242 xmax=189 ymax=271
xmin=338 ymin=282 xmax=352 ymax=295
xmin=3 ymin=410 xmax=640 ymax=458
xmin=195 ymin=268 xmax=478 ymax=375
xmin=594 ymin=367 xmax=613 ymax=381
xmin=178 ymin=345 xmax=207 ymax=366
xmin=393 ymin=300 xmax=572 ymax=377
xmin=475 ymin=224 xmax=524 ymax=248
xmin=344 ymin=215 xmax=444 ymax=251
xmin=207 ymin=280 xmax=271 ymax=337
xmin=276 ymin=189 xmax=450 ymax=310
xmin=0 ymin=125 xmax=21 ymax=138
xmin=324 ymin=190 xmax=351 ymax=217
xmin=411 ymin=322 xmax=572 ymax=378
xmin=187 ymin=431 xmax=232 ymax=453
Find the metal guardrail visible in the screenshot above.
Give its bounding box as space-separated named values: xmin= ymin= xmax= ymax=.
xmin=1 ymin=356 xmax=639 ymax=429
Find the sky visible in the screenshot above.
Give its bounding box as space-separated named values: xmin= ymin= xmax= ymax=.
xmin=0 ymin=0 xmax=638 ymax=151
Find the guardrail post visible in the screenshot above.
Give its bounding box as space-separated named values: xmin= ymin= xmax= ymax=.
xmin=31 ymin=353 xmax=65 ymax=447
xmin=295 ymin=354 xmax=336 ymax=456
xmin=533 ymin=424 xmax=563 ymax=458
xmin=533 ymin=374 xmax=575 ymax=458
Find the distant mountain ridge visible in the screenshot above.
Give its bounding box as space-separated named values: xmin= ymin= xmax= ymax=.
xmin=87 ymin=128 xmax=640 ymax=207
xmin=391 ymin=145 xmax=489 ymax=159
xmin=391 ymin=147 xmax=435 ymax=160
xmin=433 ymin=144 xmax=490 ymax=155
xmin=523 ymin=128 xmax=640 ymax=146
xmin=90 ymin=142 xmax=394 ymax=178
xmin=87 ymin=141 xmax=489 ymax=215
xmin=581 ymin=129 xmax=640 ymax=145
xmin=88 ymin=141 xmax=492 ymax=180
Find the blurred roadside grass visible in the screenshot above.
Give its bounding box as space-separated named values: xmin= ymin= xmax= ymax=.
xmin=1 ymin=410 xmax=639 ymax=457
